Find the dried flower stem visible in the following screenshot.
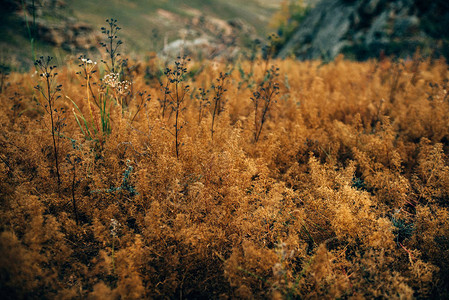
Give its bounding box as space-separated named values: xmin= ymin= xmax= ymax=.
xmin=211 ymin=72 xmax=228 ymax=140
xmin=251 ymin=65 xmax=280 ymax=143
xmin=34 ymin=56 xmax=62 ymax=185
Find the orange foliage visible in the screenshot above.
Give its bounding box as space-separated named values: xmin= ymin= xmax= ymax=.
xmin=1 ymin=53 xmax=449 ymax=298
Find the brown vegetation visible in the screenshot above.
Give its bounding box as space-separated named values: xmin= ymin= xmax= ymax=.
xmin=1 ymin=52 xmax=449 ymax=299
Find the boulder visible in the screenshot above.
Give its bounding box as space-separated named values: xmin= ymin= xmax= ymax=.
xmin=160 ymin=15 xmax=257 ymax=61
xmin=277 ymin=0 xmax=449 ymax=60
xmin=9 ymin=0 xmax=100 ymax=52
xmin=23 ymin=18 xmax=100 ymax=51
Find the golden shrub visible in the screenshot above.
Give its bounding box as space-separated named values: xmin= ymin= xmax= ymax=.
xmin=1 ymin=53 xmax=448 ymax=298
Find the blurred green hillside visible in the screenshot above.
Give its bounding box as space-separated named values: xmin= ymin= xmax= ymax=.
xmin=0 ymin=0 xmax=283 ymax=69
xmin=68 ymin=0 xmax=279 ymax=44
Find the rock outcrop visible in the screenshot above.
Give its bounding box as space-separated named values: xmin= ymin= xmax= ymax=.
xmin=33 ymin=19 xmax=100 ymax=52
xmin=277 ymin=0 xmax=449 ymax=60
xmin=3 ymin=0 xmax=100 ymax=52
xmin=160 ymin=13 xmax=258 ymax=61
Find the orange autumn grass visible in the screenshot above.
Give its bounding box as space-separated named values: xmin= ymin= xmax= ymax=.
xmin=1 ymin=53 xmax=449 ymax=299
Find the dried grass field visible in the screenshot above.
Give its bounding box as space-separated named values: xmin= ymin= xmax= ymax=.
xmin=1 ymin=41 xmax=449 ymax=298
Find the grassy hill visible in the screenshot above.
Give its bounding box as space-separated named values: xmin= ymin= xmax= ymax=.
xmin=0 ymin=0 xmax=283 ymax=69
xmin=68 ymin=0 xmax=278 ymax=51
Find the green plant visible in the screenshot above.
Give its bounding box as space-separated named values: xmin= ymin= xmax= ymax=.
xmin=91 ymin=160 xmax=137 ymax=196
xmin=72 ymin=56 xmax=100 ymax=135
xmin=34 ymin=56 xmax=63 ymax=185
xmin=391 ymin=215 xmax=414 ymax=245
xmin=70 ymin=56 xmax=113 ymax=141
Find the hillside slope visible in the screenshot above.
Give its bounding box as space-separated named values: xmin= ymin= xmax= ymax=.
xmin=0 ymin=0 xmax=283 ymax=69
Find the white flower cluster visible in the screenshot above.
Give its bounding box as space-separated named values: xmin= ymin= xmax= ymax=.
xmin=81 ymin=58 xmax=97 ymax=65
xmin=103 ymin=72 xmax=120 ymax=87
xmin=110 ymin=218 xmax=120 ymax=237
xmin=272 ymin=242 xmax=294 ymax=277
xmin=103 ymin=72 xmax=130 ymax=95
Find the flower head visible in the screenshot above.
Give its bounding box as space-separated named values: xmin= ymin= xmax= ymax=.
xmin=110 ymin=218 xmax=120 ymax=237
xmin=103 ymin=73 xmax=130 ymax=95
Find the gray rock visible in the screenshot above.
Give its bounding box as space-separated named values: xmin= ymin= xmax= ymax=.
xmin=277 ymin=0 xmax=449 ymax=60
xmin=30 ymin=18 xmax=100 ymax=50
xmin=365 ymin=10 xmax=390 ymax=45
xmin=393 ymin=15 xmax=420 ymax=37
xmin=363 ymin=0 xmax=383 ymax=15
xmin=278 ymin=0 xmax=355 ymax=59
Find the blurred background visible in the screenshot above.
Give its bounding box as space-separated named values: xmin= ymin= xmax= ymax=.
xmin=0 ymin=0 xmax=448 ymax=69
